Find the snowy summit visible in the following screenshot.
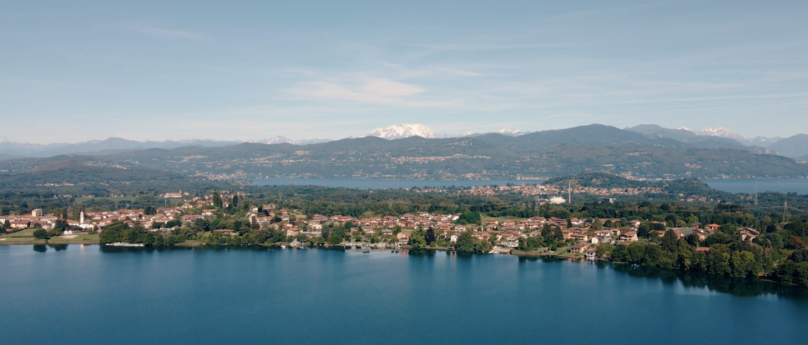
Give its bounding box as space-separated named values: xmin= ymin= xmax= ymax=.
xmin=497 ymin=128 xmax=524 ymax=136
xmin=697 ymin=127 xmax=749 ymax=140
xmin=368 ymin=124 xmax=437 ymax=139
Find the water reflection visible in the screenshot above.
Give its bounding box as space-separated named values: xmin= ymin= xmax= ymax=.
xmin=408 ymin=249 xmax=439 ymax=257
xmin=48 ymin=244 xmax=68 ymax=251
xmin=33 ymin=244 xmax=47 ymax=253
xmin=86 ymin=245 xmax=808 ymax=300
xmin=611 ymin=263 xmax=808 ymax=300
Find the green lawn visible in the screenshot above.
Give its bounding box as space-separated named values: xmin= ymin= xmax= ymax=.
xmin=47 ymin=233 xmax=100 ymax=244
xmin=1 ymin=229 xmax=99 ymax=244
xmin=5 ymin=229 xmax=38 ymax=237
xmin=481 ymin=215 xmax=525 ymax=223
xmin=1 ymin=229 xmax=46 ymax=244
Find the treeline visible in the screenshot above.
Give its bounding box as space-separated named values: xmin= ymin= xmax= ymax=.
xmin=99 ymin=221 xmax=185 ymax=247
xmin=601 ymin=220 xmax=808 ymax=287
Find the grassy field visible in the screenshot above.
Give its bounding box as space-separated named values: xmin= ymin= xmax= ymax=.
xmin=1 ymin=229 xmax=46 ymax=244
xmin=175 ymin=240 xmax=203 ymax=247
xmin=47 ymin=233 xmax=100 ymax=244
xmin=480 ymin=215 xmax=526 ymax=223
xmin=0 ymin=229 xmax=99 ymax=245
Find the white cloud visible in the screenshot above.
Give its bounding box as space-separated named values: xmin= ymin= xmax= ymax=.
xmin=289 ymin=78 xmax=425 ymax=104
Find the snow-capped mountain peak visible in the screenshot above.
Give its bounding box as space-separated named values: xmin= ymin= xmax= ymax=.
xmin=368 ymin=124 xmax=437 ymax=139
xmin=697 ymin=127 xmax=749 ymax=140
xmin=676 ymin=126 xmax=694 ymax=132
xmin=497 ymin=128 xmax=524 ymax=136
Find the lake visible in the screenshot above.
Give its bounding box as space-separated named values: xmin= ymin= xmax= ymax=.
xmin=1 ymin=245 xmax=806 ymax=345
xmin=252 ymin=178 xmax=808 ymax=194
xmin=703 ymin=178 xmax=808 ymax=194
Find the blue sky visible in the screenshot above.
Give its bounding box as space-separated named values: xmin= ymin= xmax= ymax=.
xmin=2 ymin=0 xmax=807 ymax=143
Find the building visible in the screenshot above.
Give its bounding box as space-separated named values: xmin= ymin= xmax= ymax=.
xmin=619 ymin=231 xmax=638 ymax=242
xmin=739 ymin=228 xmax=760 ymax=241
xmin=396 ymin=232 xmax=410 ymax=245
xmin=32 ymin=209 xmax=43 ymax=217
xmin=164 ymin=191 xmax=183 ymax=198
xmin=569 ymin=243 xmax=588 ymax=254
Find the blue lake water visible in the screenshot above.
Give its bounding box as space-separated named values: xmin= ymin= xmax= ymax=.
xmin=252 ymin=178 xmax=808 ymax=195
xmin=703 ymin=179 xmax=808 ymax=194
xmin=1 ymin=245 xmax=806 ymax=345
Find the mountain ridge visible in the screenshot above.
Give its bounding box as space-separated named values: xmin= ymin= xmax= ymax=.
xmin=2 ymin=125 xmax=806 ymax=180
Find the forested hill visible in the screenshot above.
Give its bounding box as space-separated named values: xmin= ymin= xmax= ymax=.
xmin=545 ymin=173 xmax=730 ymax=197
xmin=1 ymin=125 xmax=807 ymax=180
xmin=0 ymin=160 xmax=211 ymax=188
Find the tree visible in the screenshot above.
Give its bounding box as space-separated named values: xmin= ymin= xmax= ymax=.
xmin=456 ymin=231 xmax=475 ymax=253
xmin=192 ymin=218 xmax=211 ymax=232
xmin=789 ymin=248 xmax=808 ymax=263
xmin=327 ymin=233 xmax=342 ymax=245
xmin=232 ymin=195 xmax=239 ymax=208
xmin=685 ymin=232 xmax=700 ymax=247
xmin=424 ymin=228 xmax=436 ymax=246
xmin=611 ymin=244 xmax=628 ymax=262
xmin=644 ymin=245 xmax=663 ymax=266
xmin=33 ymin=229 xmax=47 ymax=240
xmin=457 ymin=212 xmax=480 ymax=225
xmin=637 ymin=223 xmax=650 ymax=238
xmin=409 ymin=230 xmax=426 ymax=250
xmin=661 ymin=230 xmax=679 ymax=253
xmin=595 ymin=244 xmax=610 ymax=258
xmin=212 ymin=192 xmax=223 ymax=208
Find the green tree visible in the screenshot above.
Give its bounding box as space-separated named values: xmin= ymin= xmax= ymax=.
xmin=33 ymin=229 xmax=47 ymax=240
xmin=212 ymin=192 xmax=223 ymax=208
xmin=409 ymin=229 xmax=426 ymax=250
xmin=424 ymin=228 xmax=436 ymax=246
xmin=457 ymin=212 xmax=480 ymax=225
xmin=456 ymin=231 xmax=475 ymax=253
xmin=327 ymin=233 xmax=343 ymax=245
xmin=661 ymin=230 xmax=679 ymax=253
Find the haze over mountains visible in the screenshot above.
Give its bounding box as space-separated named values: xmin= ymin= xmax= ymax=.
xmin=2 ymin=124 xmax=807 ymax=181
xmin=2 ymin=123 xmax=806 ymax=160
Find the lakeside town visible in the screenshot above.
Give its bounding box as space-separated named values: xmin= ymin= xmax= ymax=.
xmin=1 ymin=188 xmax=755 ymax=260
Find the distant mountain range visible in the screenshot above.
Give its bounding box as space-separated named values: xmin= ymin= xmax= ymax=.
xmin=367 ymin=124 xmax=526 ymax=139
xmin=626 ymin=124 xmax=808 ymax=157
xmin=368 ymin=124 xmax=439 ymax=139
xmin=2 ymin=124 xmax=806 ymax=180
xmin=249 ymin=136 xmax=332 ymax=145
xmin=6 ymin=123 xmax=803 ymax=158
xmin=0 ymin=138 xmax=241 ymax=158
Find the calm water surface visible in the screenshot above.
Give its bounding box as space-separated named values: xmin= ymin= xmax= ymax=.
xmin=1 ymin=245 xmax=807 ymax=344
xmin=252 ymin=178 xmax=808 ymax=195
xmin=703 ymin=178 xmax=808 ymax=194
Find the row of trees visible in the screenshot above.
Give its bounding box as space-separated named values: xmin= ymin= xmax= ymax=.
xmin=603 ymin=228 xmax=808 ymax=286
xmin=99 ymin=221 xmax=184 ymax=247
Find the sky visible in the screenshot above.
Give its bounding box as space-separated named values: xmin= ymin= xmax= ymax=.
xmin=2 ymin=0 xmax=807 ymax=143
